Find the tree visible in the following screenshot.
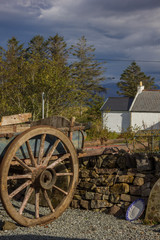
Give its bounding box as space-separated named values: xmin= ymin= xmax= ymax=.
xmin=0 ymin=37 xmax=27 ymax=116
xmin=0 ymin=35 xmax=106 ymax=122
xmin=117 ymin=61 xmax=156 ymax=97
xmin=26 ymin=35 xmax=74 ymax=119
xmin=70 ymin=36 xmax=106 ymax=120
xmin=46 ymin=34 xmax=68 ymax=64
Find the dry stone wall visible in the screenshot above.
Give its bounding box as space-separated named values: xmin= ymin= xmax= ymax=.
xmin=71 ymin=150 xmax=160 ymax=217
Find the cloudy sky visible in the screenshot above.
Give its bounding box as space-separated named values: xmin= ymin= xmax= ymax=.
xmin=1 ymin=0 xmax=160 ymax=92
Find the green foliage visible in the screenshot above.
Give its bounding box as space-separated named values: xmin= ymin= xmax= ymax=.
xmin=117 ymin=61 xmax=156 ymax=97
xmin=86 ymin=119 xmax=119 ymax=141
xmin=0 ymin=35 xmax=106 ymax=122
xmin=120 ymin=125 xmax=140 ymax=140
xmin=70 ymin=36 xmax=106 ymax=118
xmin=0 ymin=37 xmax=28 ymax=116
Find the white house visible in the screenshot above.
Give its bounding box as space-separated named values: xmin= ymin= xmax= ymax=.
xmin=101 ymin=82 xmax=160 ymax=133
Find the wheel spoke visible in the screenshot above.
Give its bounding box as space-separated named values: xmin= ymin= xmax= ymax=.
xmin=47 ymin=153 xmax=70 ymax=169
xmin=14 ymin=156 xmax=33 ymax=172
xmin=9 ymin=180 xmax=32 ymax=199
xmin=43 ymin=190 xmax=55 ymax=213
xmin=35 ymin=189 xmax=40 ymax=218
xmin=19 ymin=186 xmax=34 ymax=215
xmin=52 ymin=184 xmax=68 ymax=195
xmin=43 ymin=139 xmax=60 ymax=166
xmin=7 ymin=174 xmax=32 ymax=180
xmin=26 ymin=140 xmax=37 ymax=167
xmin=38 ymin=134 xmax=46 ymax=165
xmin=56 ymin=172 xmax=73 ymax=176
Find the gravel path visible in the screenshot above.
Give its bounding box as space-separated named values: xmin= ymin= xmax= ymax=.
xmin=0 ymin=203 xmax=160 ymax=240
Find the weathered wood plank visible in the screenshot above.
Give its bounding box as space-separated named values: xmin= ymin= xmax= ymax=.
xmin=0 ymin=124 xmax=31 ymax=134
xmin=0 ymin=113 xmax=32 ymax=126
xmin=31 ymin=116 xmax=71 ymax=128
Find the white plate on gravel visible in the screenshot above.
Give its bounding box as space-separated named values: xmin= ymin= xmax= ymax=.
xmin=126 ymin=199 xmax=145 ymax=221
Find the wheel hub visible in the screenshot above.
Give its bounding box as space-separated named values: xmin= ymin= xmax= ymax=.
xmin=31 ymin=166 xmax=46 ymax=184
xmin=40 ymin=169 xmax=57 ymax=189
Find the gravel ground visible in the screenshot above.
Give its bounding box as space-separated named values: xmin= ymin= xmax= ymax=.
xmin=0 ymin=203 xmax=160 ymax=240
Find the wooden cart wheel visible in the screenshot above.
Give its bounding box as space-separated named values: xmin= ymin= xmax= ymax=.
xmin=0 ymin=126 xmax=79 ymax=227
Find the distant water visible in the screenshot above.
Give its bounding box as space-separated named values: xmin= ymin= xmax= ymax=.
xmin=101 ymin=82 xmax=119 ymax=99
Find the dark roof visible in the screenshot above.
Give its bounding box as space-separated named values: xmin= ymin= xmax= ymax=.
xmin=130 ymin=91 xmax=160 ymax=112
xmin=101 ymin=97 xmax=134 ymax=111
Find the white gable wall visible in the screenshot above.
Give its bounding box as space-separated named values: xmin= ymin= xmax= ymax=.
xmin=102 ymin=111 xmax=130 ymax=133
xmin=131 ymin=112 xmax=160 ymax=130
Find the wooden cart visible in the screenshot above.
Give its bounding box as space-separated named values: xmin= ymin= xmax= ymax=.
xmin=0 ymin=113 xmax=111 ymax=227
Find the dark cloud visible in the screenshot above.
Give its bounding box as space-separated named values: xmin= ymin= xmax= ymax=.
xmin=0 ymin=0 xmax=160 ymax=83
xmin=99 ymin=0 xmax=160 ymax=12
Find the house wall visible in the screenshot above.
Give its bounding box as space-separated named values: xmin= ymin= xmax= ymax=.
xmin=102 ymin=111 xmax=130 ymax=133
xmin=131 ymin=112 xmax=160 ymax=130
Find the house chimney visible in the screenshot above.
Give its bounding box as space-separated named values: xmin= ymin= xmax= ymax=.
xmin=137 ymin=81 xmax=144 ymax=94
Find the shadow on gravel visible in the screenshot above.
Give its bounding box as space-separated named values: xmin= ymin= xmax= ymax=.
xmin=0 ymin=235 xmax=89 ymax=240
xmin=152 ymin=228 xmax=160 ymax=233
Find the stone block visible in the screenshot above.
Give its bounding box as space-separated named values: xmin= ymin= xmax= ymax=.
xmin=82 ymin=159 xmax=89 ymax=166
xmin=85 ymin=191 xmax=95 ymax=200
xmin=135 ymin=173 xmax=145 ymax=178
xmin=89 ymin=158 xmax=97 ymax=167
xmin=73 ymin=195 xmax=81 ymax=200
xmin=96 ymin=168 xmax=117 ymax=174
xmin=91 ymin=170 xmax=99 ymax=178
xmin=79 ymin=169 xmax=90 ymax=178
xmin=95 ymin=177 xmax=106 ymax=186
xmin=104 ymin=175 xmax=115 ymax=186
xmin=91 ymin=184 xmax=97 ymax=191
xmin=130 ymin=185 xmax=141 ymax=195
xmin=110 ymin=194 xmax=120 ymax=203
xmin=108 ymin=205 xmax=124 ymax=217
xmin=117 ymin=201 xmax=130 ymax=209
xmin=127 ymin=168 xmax=137 ymax=174
xmin=80 ymin=200 xmax=89 ymax=209
xmin=96 ymin=156 xmax=104 ymax=168
xmin=110 ymin=183 xmax=129 ymax=194
xmin=144 ymin=174 xmax=154 ymax=182
xmin=71 ymin=200 xmax=80 ymax=208
xmin=94 ymin=193 xmax=102 ymax=200
xmin=154 ymin=156 xmax=160 ymax=176
xmin=141 ymin=182 xmax=150 ymax=190
xmin=136 ymin=153 xmax=153 ymax=171
xmin=141 ymin=188 xmax=151 ymax=197
xmin=117 ymin=175 xmax=134 ymax=183
xmin=141 ymin=182 xmax=151 ymax=197
xmin=102 ymin=194 xmax=109 ymax=200
xmin=133 ymin=177 xmax=144 ymax=186
xmin=96 ymin=187 xmax=109 ymax=194
xmin=102 ymin=154 xmax=117 ymax=168
xmin=145 ymin=178 xmax=160 ymax=222
xmin=126 ymin=154 xmax=137 ymax=168
xmin=79 ymin=190 xmax=86 ymax=196
xmin=130 ymin=195 xmax=139 ymax=202
xmin=117 ymin=156 xmax=127 ymax=169
xmin=121 ymin=194 xmax=131 ymax=202
xmin=2 ymin=221 xmax=17 ymax=231
xmin=79 ymin=181 xmax=93 ymax=189
xmin=150 ymin=176 xmax=159 ymax=188
xmin=91 ymin=200 xmax=112 ymax=209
